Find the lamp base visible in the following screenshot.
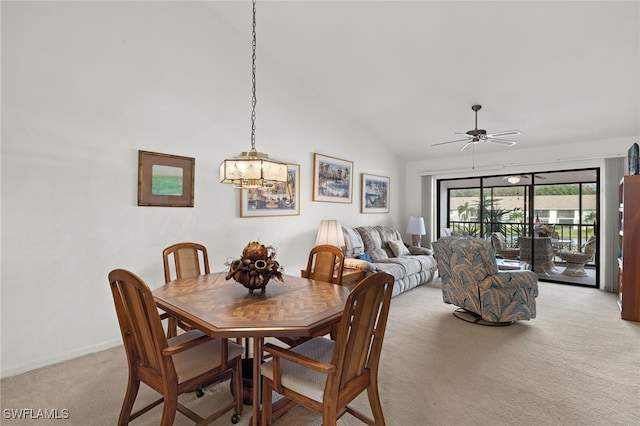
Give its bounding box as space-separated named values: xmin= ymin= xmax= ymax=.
xmin=411 ymin=235 xmax=421 ymax=247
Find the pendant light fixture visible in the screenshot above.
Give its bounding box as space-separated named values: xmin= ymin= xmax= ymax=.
xmin=220 ymin=0 xmax=288 ymax=189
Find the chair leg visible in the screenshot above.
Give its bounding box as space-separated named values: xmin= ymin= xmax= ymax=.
xmin=366 ymin=377 xmax=385 ymax=425
xmin=261 ymin=378 xmax=273 ymax=426
xmin=321 ymin=406 xmax=338 ymax=426
xmin=232 ymin=358 xmax=243 ymax=415
xmin=160 ymin=391 xmax=178 ymax=426
xmin=167 ymin=317 xmax=178 ymax=338
xmin=118 ymin=377 xmax=140 ymax=426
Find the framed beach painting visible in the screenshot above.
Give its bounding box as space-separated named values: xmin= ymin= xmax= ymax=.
xmin=312 ymin=153 xmax=353 ymax=203
xmin=240 ymin=163 xmax=300 ymax=217
xmin=138 ymin=150 xmax=195 ymax=207
xmin=361 ymin=173 xmax=390 ymax=213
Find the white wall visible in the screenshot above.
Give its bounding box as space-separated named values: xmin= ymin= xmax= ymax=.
xmin=0 ymin=2 xmax=404 ymax=377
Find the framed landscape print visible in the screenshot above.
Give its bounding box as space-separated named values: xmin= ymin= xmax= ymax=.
xmin=312 ymin=153 xmax=353 ymax=203
xmin=138 ymin=150 xmax=194 ymax=207
xmin=361 ymin=173 xmax=389 ymax=213
xmin=240 ymin=164 xmax=300 ymax=217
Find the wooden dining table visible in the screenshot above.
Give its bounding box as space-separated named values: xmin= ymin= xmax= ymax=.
xmin=152 ymin=272 xmax=350 ymax=425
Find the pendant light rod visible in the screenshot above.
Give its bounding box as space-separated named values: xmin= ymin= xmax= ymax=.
xmin=250 ymin=0 xmax=257 ymax=152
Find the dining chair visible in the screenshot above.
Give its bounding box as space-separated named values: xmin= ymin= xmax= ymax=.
xmin=260 ymin=272 xmax=394 ymax=426
xmin=277 ymin=244 xmax=347 ymax=348
xmin=305 ymin=244 xmax=346 ymax=285
xmin=162 ymin=242 xmax=210 ymax=338
xmin=108 ymin=269 xmax=243 ymax=425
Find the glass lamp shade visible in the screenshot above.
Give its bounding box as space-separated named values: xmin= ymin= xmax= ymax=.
xmin=220 ymin=151 xmax=288 ymax=189
xmin=316 ymin=220 xmax=346 ymax=248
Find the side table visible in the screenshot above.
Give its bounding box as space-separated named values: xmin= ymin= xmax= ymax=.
xmin=300 ymin=268 xmax=366 ymax=288
xmin=496 ymin=259 xmax=528 ymax=270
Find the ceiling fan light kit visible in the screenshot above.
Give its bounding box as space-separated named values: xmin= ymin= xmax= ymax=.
xmin=432 ymin=104 xmax=521 ymax=152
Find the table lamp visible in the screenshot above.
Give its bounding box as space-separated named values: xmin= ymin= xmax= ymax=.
xmin=406 ymin=216 xmax=426 ymax=247
xmin=316 ymin=220 xmax=346 ymax=248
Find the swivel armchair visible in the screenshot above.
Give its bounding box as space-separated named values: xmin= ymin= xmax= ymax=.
xmin=432 ymin=237 xmax=539 ymax=325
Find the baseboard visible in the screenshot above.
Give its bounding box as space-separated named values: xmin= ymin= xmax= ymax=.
xmin=1 ymin=338 xmax=122 ymax=379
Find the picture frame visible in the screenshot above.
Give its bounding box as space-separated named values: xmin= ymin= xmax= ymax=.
xmin=629 ymin=143 xmax=639 ymax=175
xmin=312 ymin=153 xmax=353 ymax=203
xmin=361 ymin=173 xmax=390 ymax=213
xmin=138 ymin=150 xmax=195 ymax=207
xmin=240 ymin=163 xmax=300 ymax=217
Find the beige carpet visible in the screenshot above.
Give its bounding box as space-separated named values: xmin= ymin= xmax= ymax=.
xmin=2 ymin=279 xmax=639 ymax=425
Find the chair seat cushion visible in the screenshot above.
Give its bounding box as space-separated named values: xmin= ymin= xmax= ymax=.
xmin=170 ymin=331 xmax=244 ymax=383
xmin=261 ymin=337 xmax=334 ymax=403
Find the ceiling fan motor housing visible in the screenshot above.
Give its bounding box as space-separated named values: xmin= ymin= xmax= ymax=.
xmin=467 ymin=129 xmax=487 ymax=137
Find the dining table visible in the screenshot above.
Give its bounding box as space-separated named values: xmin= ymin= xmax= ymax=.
xmin=152 ymin=271 xmax=350 ymax=426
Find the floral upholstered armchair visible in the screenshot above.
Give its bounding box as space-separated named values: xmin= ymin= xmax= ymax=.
xmin=432 ymin=236 xmax=539 ymax=325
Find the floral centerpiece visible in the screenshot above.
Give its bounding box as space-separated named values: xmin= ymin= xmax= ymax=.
xmin=534 ymin=223 xmax=555 ymax=238
xmin=225 ymin=241 xmax=283 ymax=293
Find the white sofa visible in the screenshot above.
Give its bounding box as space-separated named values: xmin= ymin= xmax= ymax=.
xmin=341 ymin=225 xmax=437 ymax=297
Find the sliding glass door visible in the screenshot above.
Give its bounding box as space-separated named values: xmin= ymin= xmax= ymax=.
xmin=437 ymin=168 xmax=599 ymax=287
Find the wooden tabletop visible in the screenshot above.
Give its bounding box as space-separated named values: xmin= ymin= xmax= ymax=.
xmin=153 ymin=272 xmax=350 ymax=339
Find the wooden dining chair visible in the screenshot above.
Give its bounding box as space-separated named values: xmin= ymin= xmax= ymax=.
xmin=260 ymin=272 xmax=394 ymax=426
xmin=305 ymin=244 xmax=346 ymax=285
xmin=277 ymin=244 xmax=347 ymax=348
xmin=162 ymin=242 xmax=210 ymax=338
xmin=108 ymin=269 xmax=243 ymax=425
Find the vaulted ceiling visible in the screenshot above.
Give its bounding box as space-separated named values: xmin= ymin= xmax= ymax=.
xmin=210 ymin=1 xmax=639 ymax=162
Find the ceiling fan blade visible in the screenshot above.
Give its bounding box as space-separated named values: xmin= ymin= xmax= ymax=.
xmin=431 ymin=138 xmax=471 ymax=147
xmin=486 ymin=130 xmax=521 ymax=138
xmin=485 ymin=138 xmax=517 ymax=146
xmin=460 ymin=141 xmax=478 ymax=152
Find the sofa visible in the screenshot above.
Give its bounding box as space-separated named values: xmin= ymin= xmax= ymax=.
xmin=340 ymin=225 xmax=437 ymax=297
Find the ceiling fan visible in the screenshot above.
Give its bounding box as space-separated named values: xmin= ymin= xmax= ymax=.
xmin=432 ymin=105 xmax=521 ymax=152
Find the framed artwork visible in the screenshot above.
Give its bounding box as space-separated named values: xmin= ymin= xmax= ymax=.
xmin=629 ymin=143 xmax=639 ymax=175
xmin=240 ymin=164 xmax=300 ymax=217
xmin=138 ymin=150 xmax=195 ymax=207
xmin=361 ymin=173 xmax=390 ymax=213
xmin=312 ymin=153 xmax=353 ymax=203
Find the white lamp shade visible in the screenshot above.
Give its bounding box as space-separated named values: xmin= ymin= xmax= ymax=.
xmin=316 ymin=220 xmax=346 ymax=248
xmin=406 ymin=216 xmax=426 ymax=235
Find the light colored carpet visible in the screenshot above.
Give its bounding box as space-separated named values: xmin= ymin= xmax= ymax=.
xmin=2 ymin=279 xmax=639 ymax=425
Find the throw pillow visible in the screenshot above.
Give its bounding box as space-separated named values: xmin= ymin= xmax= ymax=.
xmin=388 ymin=240 xmax=410 ymax=257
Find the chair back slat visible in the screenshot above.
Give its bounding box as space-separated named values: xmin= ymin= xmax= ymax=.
xmin=176 ymin=247 xmax=202 ymax=277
